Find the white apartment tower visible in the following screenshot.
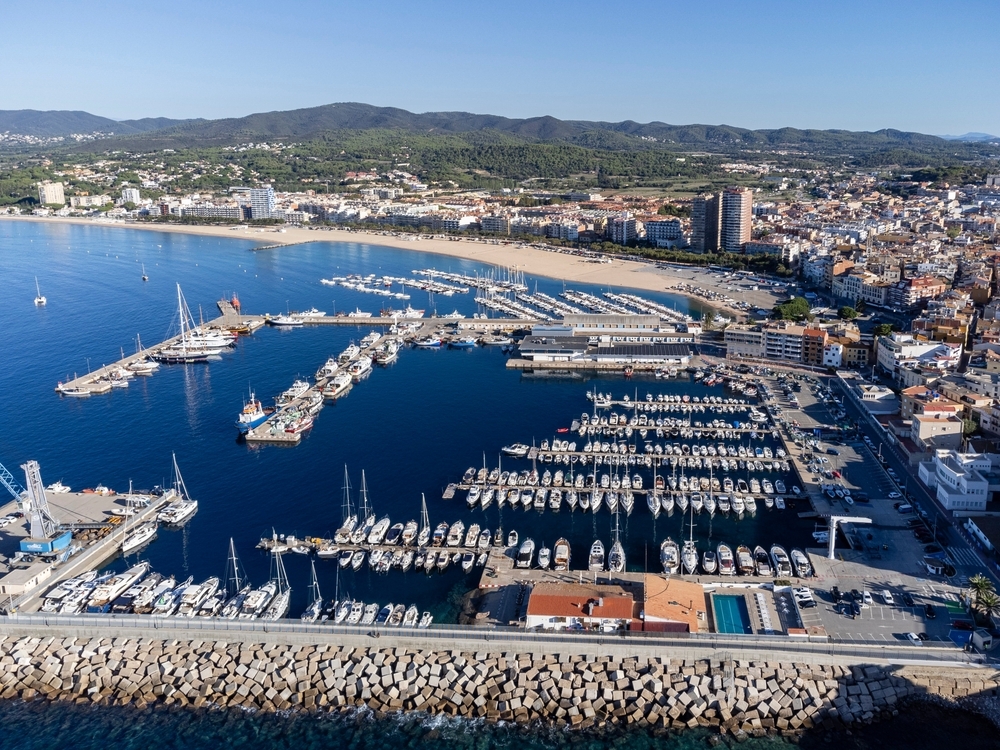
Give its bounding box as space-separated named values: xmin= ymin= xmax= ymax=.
xmin=37 ymin=182 xmax=65 ymax=206
xmin=249 ymin=186 xmax=276 ymax=220
xmin=720 ymin=187 xmax=752 ymax=252
xmin=121 ymin=187 xmax=142 ymax=204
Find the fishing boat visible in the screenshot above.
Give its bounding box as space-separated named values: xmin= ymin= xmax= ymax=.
xmin=770 ymin=545 xmax=792 ymax=578
xmin=588 ymin=539 xmax=605 ymax=571
xmin=717 ymin=543 xmax=735 ymax=576
xmin=553 ymin=538 xmax=570 ymax=571
xmin=753 ymin=546 xmax=772 ymax=577
xmin=235 ymin=389 xmax=274 ymax=433
xmin=515 ymin=538 xmax=535 ymax=568
xmin=33 ymin=277 xmax=46 ymax=306
xmin=790 ymin=548 xmax=813 ymax=577
xmin=315 ymin=356 xmax=340 ymax=380
xmin=322 ymin=372 xmax=353 ymax=400
xmin=267 ymin=314 xmax=304 ymax=327
xmin=736 ymin=545 xmax=755 ymax=575
xmin=660 ymin=538 xmax=680 ymax=575
xmin=348 ymin=356 xmax=373 ymax=381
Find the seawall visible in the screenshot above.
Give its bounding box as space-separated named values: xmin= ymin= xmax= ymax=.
xmin=0 ymin=631 xmax=996 ymax=738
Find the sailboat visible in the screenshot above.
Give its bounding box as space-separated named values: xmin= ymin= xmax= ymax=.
xmin=682 ymin=502 xmax=698 ymax=575
xmin=33 ymin=277 xmax=46 ymax=306
xmin=608 ymin=509 xmax=625 ymax=574
xmin=261 ymin=551 xmax=291 ymax=620
xmin=220 ymin=538 xmax=250 ymax=619
xmin=127 ymin=334 xmax=160 ymax=375
xmin=300 ymin=561 xmax=323 ymax=622
xmin=156 ymin=453 xmax=199 ymax=526
xmin=141 ymin=263 xmax=148 ymax=282
xmin=334 ymin=466 xmax=357 ymax=544
xmin=417 ymin=493 xmax=431 ymax=547
xmin=153 ymin=284 xmax=212 ymax=363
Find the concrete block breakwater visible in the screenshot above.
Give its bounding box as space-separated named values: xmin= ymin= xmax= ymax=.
xmin=0 ymin=635 xmax=995 ymax=737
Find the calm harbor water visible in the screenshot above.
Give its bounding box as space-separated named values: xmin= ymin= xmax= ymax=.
xmin=0 ymin=221 xmax=995 ymax=747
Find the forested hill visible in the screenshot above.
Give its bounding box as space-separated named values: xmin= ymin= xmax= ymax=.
xmin=3 ymin=103 xmax=995 ymax=164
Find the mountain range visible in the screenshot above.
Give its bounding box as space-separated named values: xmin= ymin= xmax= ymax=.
xmin=0 ymin=103 xmax=996 ymax=160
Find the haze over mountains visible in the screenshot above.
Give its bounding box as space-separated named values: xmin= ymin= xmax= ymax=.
xmin=0 ymin=103 xmax=995 ymax=156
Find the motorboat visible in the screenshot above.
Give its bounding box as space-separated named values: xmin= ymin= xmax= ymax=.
xmin=790 ymin=548 xmax=813 ymax=577
xmin=660 ymin=539 xmax=679 ymax=575
xmin=753 ymin=546 xmax=772 ymax=577
xmin=515 ymin=538 xmax=535 ymax=568
xmin=736 ymin=545 xmax=755 ymax=575
xmin=770 ymin=545 xmax=793 ymax=578
xmin=88 ymin=562 xmax=150 ymax=610
xmin=702 ymin=549 xmax=718 ymax=574
xmin=537 ymin=543 xmax=551 ymax=569
xmin=717 ymin=543 xmax=735 ymax=576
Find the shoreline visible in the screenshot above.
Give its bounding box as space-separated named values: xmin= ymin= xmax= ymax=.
xmin=0 ymin=216 xmax=776 ymax=319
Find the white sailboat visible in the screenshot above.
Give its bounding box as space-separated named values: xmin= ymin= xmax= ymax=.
xmin=417 ymin=493 xmax=431 ymax=547
xmin=156 ymin=452 xmax=198 ymax=526
xmin=261 ymin=551 xmax=291 ymax=621
xmin=141 ymin=263 xmax=148 ymax=282
xmin=154 ymin=284 xmax=212 ymax=363
xmin=301 ymin=560 xmax=323 ymax=622
xmin=33 ymin=277 xmax=46 ymax=306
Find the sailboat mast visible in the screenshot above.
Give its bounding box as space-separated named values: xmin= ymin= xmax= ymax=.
xmin=227 ymin=538 xmax=242 ymax=594
xmin=420 ymin=493 xmax=429 ymax=532
xmin=359 ymin=470 xmax=371 ymax=520
xmin=341 ymin=465 xmax=353 ymax=523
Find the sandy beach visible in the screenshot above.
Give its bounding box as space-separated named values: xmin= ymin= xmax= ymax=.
xmin=1 ymin=216 xmax=782 ymax=317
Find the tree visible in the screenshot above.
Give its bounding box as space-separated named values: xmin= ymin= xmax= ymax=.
xmin=839 ymin=306 xmax=859 ymax=320
xmin=702 ymin=310 xmax=716 ymax=330
xmin=968 ymin=573 xmax=994 ymax=611
xmin=946 ymin=225 xmax=962 ymax=239
xmin=977 ymin=590 xmax=1000 ymax=623
xmin=873 ymin=323 xmax=895 ymax=337
xmin=962 ymin=418 xmax=978 ymax=436
xmin=773 ymin=297 xmax=812 ymax=321
xmin=855 ymin=299 xmax=866 ymax=314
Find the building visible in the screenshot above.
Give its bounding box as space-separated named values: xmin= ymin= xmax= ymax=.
xmin=640 ymin=575 xmax=705 ymax=633
xmin=720 ymin=187 xmax=753 ymax=253
xmin=525 ymin=582 xmax=635 ymax=631
xmin=249 ymin=186 xmax=276 ymax=220
xmin=121 ymin=187 xmax=141 ymax=204
xmin=876 ymin=333 xmax=962 ymax=380
xmin=37 ymin=182 xmax=65 ymax=206
xmin=801 ymin=327 xmax=828 ymax=366
xmin=644 ymin=219 xmax=684 ymax=248
xmin=843 ymin=340 xmax=871 ymax=368
xmin=823 ymin=340 xmax=844 ymax=368
xmin=607 ymin=216 xmax=637 ymax=245
xmin=69 ymin=195 xmax=111 ymax=208
xmin=910 ymin=413 xmax=964 ymax=454
xmin=888 ymin=276 xmax=949 ymax=310
xmin=480 ymin=215 xmax=510 ymax=235
xmin=763 ymin=322 xmax=806 ymax=362
xmin=724 ymin=326 xmax=765 ymax=359
xmin=690 ymin=192 xmax=721 ymax=253
xmin=918 ymin=450 xmax=995 ymax=513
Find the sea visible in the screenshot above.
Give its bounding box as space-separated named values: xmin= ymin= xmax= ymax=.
xmin=0 ymin=220 xmax=993 ymax=748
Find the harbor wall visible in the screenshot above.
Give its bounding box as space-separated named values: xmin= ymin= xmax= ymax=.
xmin=0 ymin=626 xmax=996 ymax=737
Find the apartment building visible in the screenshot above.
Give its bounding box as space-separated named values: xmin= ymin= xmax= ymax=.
xmin=888 ymin=276 xmax=949 ymax=310
xmin=644 ymin=219 xmax=684 ymax=247
xmin=37 ymin=182 xmax=65 ymax=206
xmin=876 ymin=333 xmax=962 ymax=380
xmin=720 ymin=187 xmax=753 ymax=252
xmin=607 ymin=216 xmax=637 ymax=245
xmin=723 ymin=326 xmax=765 ymax=358
xmin=248 ymin=186 xmax=276 ymax=220
xmin=802 ymin=327 xmax=827 ymax=366
xmin=763 ymin=322 xmax=806 ymax=362
xmin=480 ymin=215 xmax=510 ymax=235
xmin=690 ymin=192 xmax=721 ymax=253
xmin=69 ymin=195 xmax=111 ymax=208
xmin=121 ymin=187 xmax=141 ymax=204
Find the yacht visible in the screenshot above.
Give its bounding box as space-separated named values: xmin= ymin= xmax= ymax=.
xmin=267 ymin=314 xmax=304 ymax=327
xmin=790 ymin=549 xmax=813 ymax=577
xmin=515 ymin=538 xmax=535 ymax=568
xmin=717 ymin=543 xmax=735 ymax=576
xmin=660 ymin=538 xmax=680 ymax=574
xmin=238 ymin=581 xmax=277 ymax=619
xmin=315 ymin=357 xmax=340 ymax=380
xmin=322 ymin=372 xmax=353 ymax=400
xmin=88 ymin=562 xmax=150 ymax=610
xmin=121 ymin=521 xmax=157 ymax=555
xmin=445 ymin=520 xmax=465 ymax=547
xmin=770 ymin=545 xmax=792 ymax=578
xmin=682 ymin=541 xmax=698 ymax=575
xmin=348 ymin=356 xmax=373 ymax=381
xmin=588 ymin=539 xmax=605 ymax=571
xmin=367 ymin=516 xmax=392 ymax=545
xmin=276 ymin=379 xmax=310 ymax=406
xmin=753 ymin=546 xmax=772 ymax=577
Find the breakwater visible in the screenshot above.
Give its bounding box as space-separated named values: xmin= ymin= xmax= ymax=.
xmin=0 ymin=631 xmax=994 ymax=738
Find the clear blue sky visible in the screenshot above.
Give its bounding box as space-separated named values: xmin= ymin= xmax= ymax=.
xmin=4 ymin=0 xmax=998 ymax=135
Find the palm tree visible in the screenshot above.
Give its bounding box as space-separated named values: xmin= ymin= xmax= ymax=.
xmin=968 ymin=573 xmax=994 ymax=611
xmin=977 ymin=591 xmax=1000 ymax=625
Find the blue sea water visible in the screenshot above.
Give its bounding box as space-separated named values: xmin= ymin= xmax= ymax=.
xmin=0 ymin=221 xmax=995 ymax=747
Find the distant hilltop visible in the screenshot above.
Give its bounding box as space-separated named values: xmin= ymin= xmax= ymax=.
xmin=0 ymin=103 xmax=994 ymax=160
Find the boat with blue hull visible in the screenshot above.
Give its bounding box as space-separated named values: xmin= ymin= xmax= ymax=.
xmin=236 ymin=390 xmax=274 ymax=433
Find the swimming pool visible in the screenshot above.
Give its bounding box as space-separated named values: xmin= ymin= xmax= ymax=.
xmin=713 ymin=594 xmax=754 ymax=634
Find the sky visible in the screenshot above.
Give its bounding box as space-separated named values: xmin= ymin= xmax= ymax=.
xmin=3 ymin=0 xmax=998 ymax=135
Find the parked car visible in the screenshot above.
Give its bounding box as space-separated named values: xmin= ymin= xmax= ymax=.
xmin=905 ymin=632 xmax=923 ymax=646
xmin=901 ymin=593 xmax=915 ymax=607
xmin=888 ymin=491 xmax=901 ymax=499
xmin=924 ymin=604 xmax=936 ymax=619
xmin=862 ymin=591 xmax=873 ymax=606
xmin=831 ymin=586 xmax=842 ymax=603
xmin=882 ymin=590 xmax=895 ymax=605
